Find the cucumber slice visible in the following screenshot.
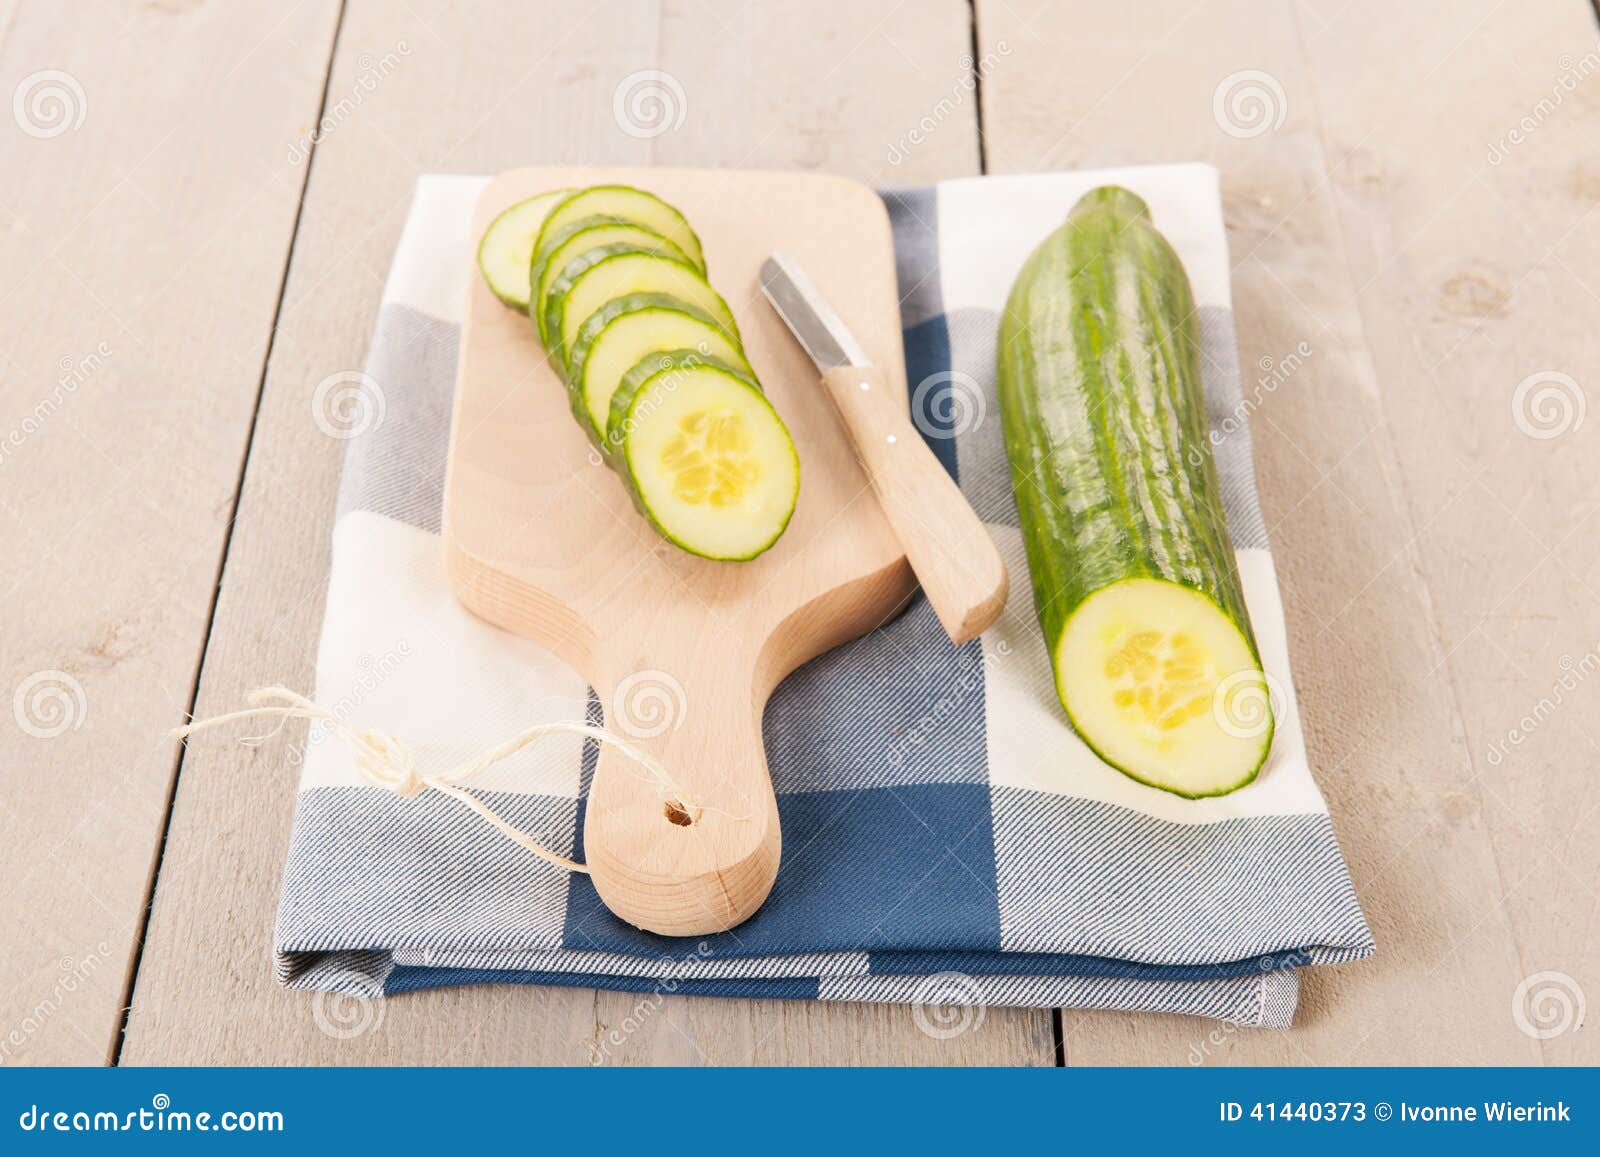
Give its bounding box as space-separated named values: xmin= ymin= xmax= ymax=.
xmin=531 ymin=217 xmax=691 ymax=345
xmin=569 ymin=294 xmax=750 ymax=443
xmin=607 ymin=349 xmax=760 ymax=448
xmin=535 ymin=185 xmax=705 ymax=276
xmin=476 ymin=189 xmax=572 ymax=309
xmin=1056 ymin=580 xmax=1271 ymax=798
xmin=615 ymin=359 xmax=798 ymax=561
xmin=544 ymin=249 xmax=740 ymax=369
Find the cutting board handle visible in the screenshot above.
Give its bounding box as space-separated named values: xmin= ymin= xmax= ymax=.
xmin=582 ymin=654 xmax=781 ymax=937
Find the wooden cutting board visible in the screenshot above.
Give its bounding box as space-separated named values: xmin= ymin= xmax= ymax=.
xmin=443 ymin=166 xmax=915 ymax=936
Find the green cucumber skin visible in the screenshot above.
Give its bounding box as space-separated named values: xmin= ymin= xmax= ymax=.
xmin=530 ymin=214 xmax=625 ymax=301
xmin=996 ymin=186 xmax=1267 ymax=790
xmin=617 ymin=359 xmax=797 ymax=562
xmin=540 ymin=248 xmax=738 ymax=372
xmin=566 ymin=291 xmax=744 ymax=392
xmin=536 ymin=185 xmax=706 ymax=273
xmin=530 ymin=214 xmax=628 ymax=344
xmin=530 ymin=217 xmax=690 ymax=345
xmin=567 ymin=295 xmax=751 ymax=447
xmin=538 ymin=243 xmax=672 ymax=370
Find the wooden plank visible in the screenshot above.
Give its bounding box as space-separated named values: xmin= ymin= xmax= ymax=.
xmin=0 ymin=0 xmax=340 ymax=1065
xmin=121 ymin=0 xmax=1053 ymax=1065
xmin=1295 ymin=0 xmax=1600 ymax=1064
xmin=975 ymin=0 xmax=1536 ymax=1063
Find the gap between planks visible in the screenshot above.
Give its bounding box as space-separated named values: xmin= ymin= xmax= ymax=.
xmin=110 ymin=0 xmax=353 ymax=1067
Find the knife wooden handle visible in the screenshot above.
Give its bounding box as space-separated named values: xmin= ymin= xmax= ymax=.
xmin=820 ymin=363 xmax=1008 ymax=645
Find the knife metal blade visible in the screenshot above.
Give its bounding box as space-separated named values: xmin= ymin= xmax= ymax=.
xmin=759 ymin=253 xmax=871 ymax=371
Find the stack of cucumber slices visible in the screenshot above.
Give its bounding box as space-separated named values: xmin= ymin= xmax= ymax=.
xmin=478 ymin=184 xmax=799 ymax=562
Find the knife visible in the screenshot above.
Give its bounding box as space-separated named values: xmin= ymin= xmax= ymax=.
xmin=761 ymin=253 xmax=1008 ymax=645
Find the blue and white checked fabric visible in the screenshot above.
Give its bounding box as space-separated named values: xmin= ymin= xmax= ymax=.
xmin=275 ymin=166 xmax=1373 ymax=1028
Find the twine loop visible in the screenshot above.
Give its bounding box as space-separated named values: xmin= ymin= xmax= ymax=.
xmin=351 ymin=727 xmax=421 ymax=796
xmin=169 ymin=686 xmax=727 ymax=874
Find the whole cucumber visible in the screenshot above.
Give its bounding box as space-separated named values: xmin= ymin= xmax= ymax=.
xmin=997 ymin=186 xmax=1272 ymax=797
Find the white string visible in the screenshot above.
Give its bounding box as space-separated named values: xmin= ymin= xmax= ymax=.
xmin=169 ymin=686 xmax=704 ymax=874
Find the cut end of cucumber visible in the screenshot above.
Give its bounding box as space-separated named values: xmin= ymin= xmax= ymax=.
xmin=623 ymin=366 xmax=798 ymax=561
xmin=1056 ymin=578 xmax=1273 ymax=798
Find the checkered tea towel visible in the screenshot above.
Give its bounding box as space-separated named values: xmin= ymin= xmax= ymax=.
xmin=273 ymin=165 xmax=1373 ymax=1028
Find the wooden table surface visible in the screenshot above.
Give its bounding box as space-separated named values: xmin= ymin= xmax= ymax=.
xmin=2 ymin=0 xmax=1595 ymax=1066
